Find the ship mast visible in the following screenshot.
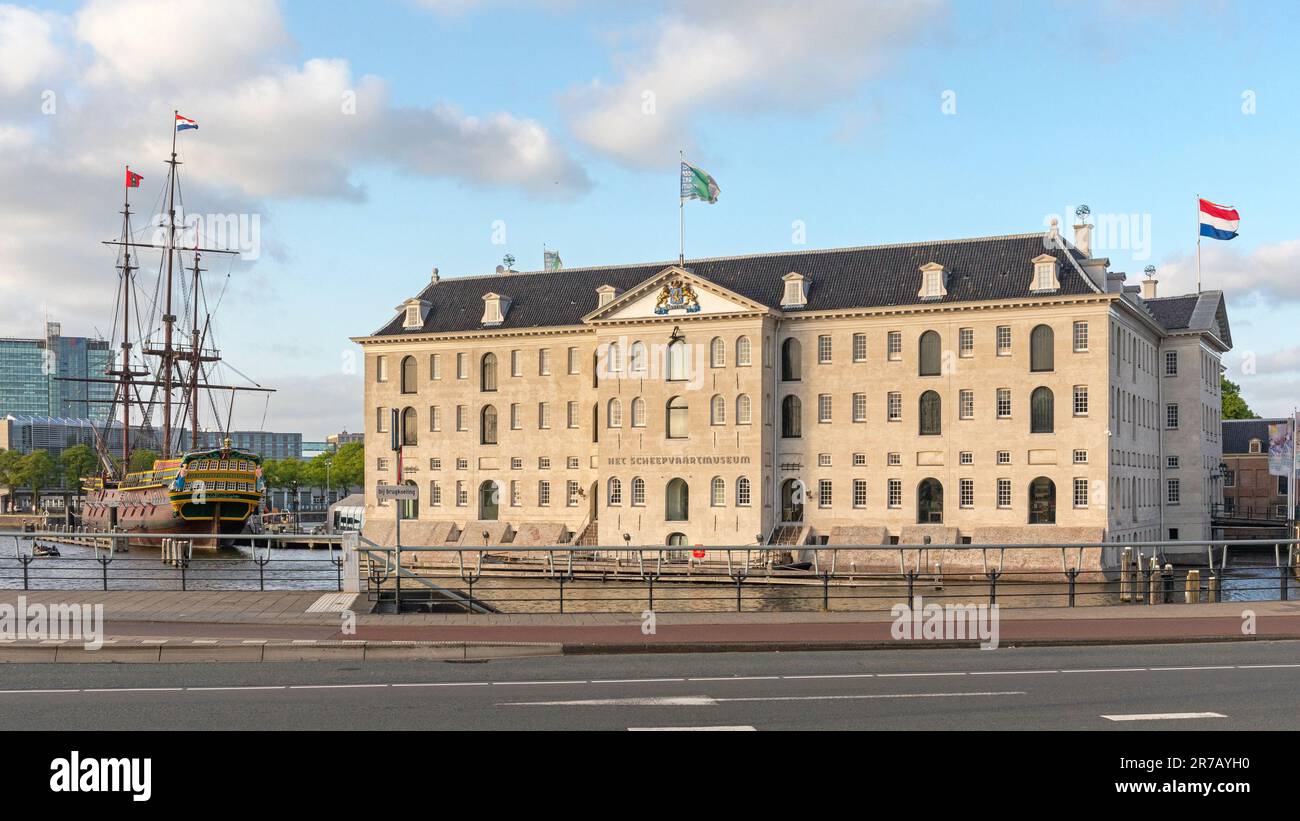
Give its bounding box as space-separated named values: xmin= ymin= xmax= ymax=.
xmin=188 ymin=249 xmax=203 ymax=450
xmin=110 ymin=170 xmax=139 ymax=474
xmin=160 ymin=110 xmax=180 ymax=460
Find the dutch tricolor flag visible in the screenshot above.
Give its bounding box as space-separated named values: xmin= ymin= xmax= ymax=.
xmin=175 ymin=113 xmax=198 ymax=132
xmin=1199 ymin=198 xmax=1239 ymax=241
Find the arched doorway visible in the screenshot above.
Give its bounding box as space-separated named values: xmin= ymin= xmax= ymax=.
xmin=1029 ymin=477 xmax=1056 ymax=524
xmin=666 ymin=478 xmax=689 ymax=521
xmin=917 ymin=478 xmax=943 ymax=523
xmin=780 ymin=478 xmax=804 ymax=523
xmin=478 ymin=481 xmax=499 ymax=521
xmin=400 ymin=480 xmax=419 ymax=520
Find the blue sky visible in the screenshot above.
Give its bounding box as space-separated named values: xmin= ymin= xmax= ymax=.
xmin=3 ymin=0 xmax=1298 ymax=437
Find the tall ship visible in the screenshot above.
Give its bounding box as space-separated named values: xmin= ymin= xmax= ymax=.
xmin=74 ymin=112 xmax=272 ymax=542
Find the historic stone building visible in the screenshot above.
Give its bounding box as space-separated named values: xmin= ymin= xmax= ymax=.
xmin=354 ymin=222 xmax=1231 ymax=554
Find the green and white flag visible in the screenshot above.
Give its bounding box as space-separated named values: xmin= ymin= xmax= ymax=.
xmin=543 ymin=249 xmax=562 ymax=271
xmin=680 ymin=162 xmax=720 ymax=204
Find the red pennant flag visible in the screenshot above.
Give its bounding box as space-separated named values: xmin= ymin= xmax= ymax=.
xmin=125 ymin=168 xmax=143 ymax=188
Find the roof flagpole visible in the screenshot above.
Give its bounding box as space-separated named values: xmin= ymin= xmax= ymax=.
xmin=678 ymin=149 xmax=685 ymax=267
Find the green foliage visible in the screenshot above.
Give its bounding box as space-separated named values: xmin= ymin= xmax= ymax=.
xmin=0 ymin=449 xmax=23 ymax=492
xmin=60 ymin=444 xmax=101 ymax=493
xmin=1221 ymin=377 xmax=1258 ymax=420
xmin=128 ymin=449 xmax=160 ymax=472
xmin=330 ymin=441 xmax=364 ymax=491
xmin=19 ymin=450 xmax=55 ymax=495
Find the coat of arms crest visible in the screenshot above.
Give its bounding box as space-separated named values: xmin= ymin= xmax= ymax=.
xmin=654 ymin=277 xmax=701 ymax=315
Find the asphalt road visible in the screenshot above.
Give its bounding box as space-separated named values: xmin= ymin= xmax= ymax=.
xmin=0 ymin=640 xmax=1296 ymax=730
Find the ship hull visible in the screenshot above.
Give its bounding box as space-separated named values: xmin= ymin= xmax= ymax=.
xmin=81 ymin=485 xmax=256 ymax=546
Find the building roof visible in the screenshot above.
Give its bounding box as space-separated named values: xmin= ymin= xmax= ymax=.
xmin=1223 ymin=418 xmax=1287 ymax=455
xmin=1142 ymin=290 xmax=1232 ymax=347
xmin=372 ymin=231 xmax=1106 ymax=336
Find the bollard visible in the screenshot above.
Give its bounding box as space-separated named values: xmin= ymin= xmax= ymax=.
xmin=1161 ymin=563 xmax=1174 ymax=604
xmin=1207 ymin=574 xmax=1219 ymax=603
xmin=1119 ymin=547 xmax=1133 ymax=602
xmin=1147 ymin=556 xmax=1159 ymax=605
xmin=1134 ymin=554 xmax=1145 ymax=603
xmin=1185 ymin=568 xmax=1200 ymax=604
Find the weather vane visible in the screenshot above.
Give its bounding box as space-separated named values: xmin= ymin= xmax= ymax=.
xmin=1144 ymin=265 xmax=1156 ymax=279
xmin=502 ymin=254 xmax=515 ymax=271
xmin=1074 ymin=204 xmax=1091 ymax=223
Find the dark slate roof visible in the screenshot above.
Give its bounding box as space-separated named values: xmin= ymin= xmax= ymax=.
xmin=373 ymin=232 xmax=1100 ymax=336
xmin=1143 ymin=294 xmax=1198 ymax=329
xmin=1222 ymin=418 xmax=1284 ymax=455
xmin=1141 ymin=290 xmax=1231 ymax=345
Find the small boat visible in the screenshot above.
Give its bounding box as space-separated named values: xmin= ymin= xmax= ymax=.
xmin=33 ymin=544 xmax=61 ymax=557
xmin=773 ymin=560 xmax=813 ymax=571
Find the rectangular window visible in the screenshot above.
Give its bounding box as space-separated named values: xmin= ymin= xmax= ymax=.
xmin=567 ymin=401 xmax=579 ymax=429
xmin=818 ymin=480 xmax=832 ymax=508
xmin=429 ymin=406 xmax=441 ymax=431
xmin=887 ymin=452 xmax=901 ymax=466
xmin=997 ymin=450 xmax=1011 ymax=465
xmin=511 ymin=350 xmax=522 ymax=377
xmin=818 ymin=394 xmax=832 ymax=423
xmin=887 ymin=479 xmax=902 ymax=508
xmin=456 ymin=481 xmax=467 ymax=507
xmin=853 ymin=453 xmax=866 ymax=467
xmin=887 ymin=392 xmax=902 ymax=421
xmin=632 ymin=480 xmax=646 ymax=506
xmin=1167 ymin=478 xmax=1180 ymax=505
xmin=376 ymin=356 xmax=388 ymax=382
xmin=960 ymin=479 xmax=974 ymax=508
xmin=1165 ymin=403 xmax=1179 ymax=429
xmin=567 ymin=346 xmax=579 ymax=375
xmin=1224 ymin=470 xmax=1234 ymax=487
xmin=1165 ymin=350 xmax=1178 ymax=376
xmin=429 ymin=458 xmax=441 ymax=470
xmin=997 ymin=478 xmax=1011 ymax=508
xmin=567 ymin=480 xmax=580 ymax=507
xmin=852 ymin=333 xmax=867 ymax=362
xmin=510 ymin=457 xmax=522 ymax=470
xmin=376 ymin=407 xmax=389 ymax=433
xmin=997 ymin=388 xmax=1011 ymax=419
xmin=818 ymin=335 xmax=832 ymax=364
xmin=510 ymin=403 xmax=520 ymax=430
xmin=1073 ymin=449 xmax=1087 ymax=464
xmin=852 ymin=393 xmax=866 ymax=422
xmin=887 ymin=331 xmax=902 ymax=360
xmin=959 ymin=327 xmax=974 ymax=357
xmin=430 ymin=354 xmax=441 ymax=380
xmin=377 ymin=457 xmax=389 ymax=471
xmin=1073 ymin=321 xmax=1088 ymax=352
xmin=456 ymin=405 xmax=466 ymax=431
xmin=566 ymin=456 xmax=580 ymax=470
xmin=996 ymin=325 xmax=1011 ymax=355
xmin=429 ymin=481 xmax=441 ymax=507
xmin=959 ymin=451 xmax=973 ymax=465
xmin=1074 ymin=478 xmax=1089 ymax=508
xmin=538 ymin=348 xmax=551 ymax=376
xmin=456 ymin=353 xmax=468 ymax=379
xmin=818 ymin=453 xmax=832 ymax=467
xmin=538 ymin=481 xmax=551 ymax=506
xmin=1073 ymin=385 xmax=1089 ymax=416
xmin=510 ymin=481 xmax=521 ymax=507
xmin=1167 ymin=455 xmax=1179 ymax=469
xmin=959 ymin=389 xmax=974 ymax=420
xmin=455 ymin=458 xmax=468 ymax=470
xmin=1279 ymin=475 xmax=1289 ymax=496
xmin=539 ymin=402 xmax=551 ymax=429
xmin=853 ymin=479 xmax=867 ymax=508
xmin=538 ymin=456 xmax=550 ymax=470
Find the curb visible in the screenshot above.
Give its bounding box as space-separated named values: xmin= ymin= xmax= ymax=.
xmin=0 ymin=641 xmax=564 ymax=664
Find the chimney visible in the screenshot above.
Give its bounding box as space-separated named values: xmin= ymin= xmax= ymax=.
xmin=1141 ymin=276 xmax=1158 ymax=300
xmin=1073 ymin=222 xmax=1093 ymax=257
xmin=1106 ymin=271 xmax=1126 ymax=294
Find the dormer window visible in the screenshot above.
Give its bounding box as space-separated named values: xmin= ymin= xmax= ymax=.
xmin=1030 ymin=254 xmax=1060 ymax=292
xmin=781 ymin=272 xmax=808 ymax=309
xmin=398 ymin=298 xmax=430 ymax=330
xmin=481 ymin=292 xmax=512 ymax=326
xmin=917 ymin=262 xmax=947 ymax=300
xmin=596 ymin=284 xmax=618 ymax=308
xmin=1249 ymin=439 xmax=1261 ymax=454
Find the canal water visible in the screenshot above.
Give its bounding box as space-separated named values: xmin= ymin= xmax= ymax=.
xmin=0 ymin=537 xmax=1290 ymax=612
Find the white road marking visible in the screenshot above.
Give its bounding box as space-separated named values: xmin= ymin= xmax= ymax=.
xmin=1148 ymin=665 xmax=1235 ymax=671
xmin=141 ymin=639 xmax=167 ymax=645
xmin=1102 ymin=712 xmax=1227 ymax=722
xmin=781 ymin=673 xmax=876 ymax=680
xmin=877 ymin=671 xmax=965 ymax=678
xmin=506 ymin=696 xmax=718 ymax=707
xmin=241 ymin=640 xmax=267 ymax=645
xmin=287 ymin=683 xmax=386 ymax=690
xmin=492 ymin=680 xmax=588 ymax=686
xmin=191 ymin=640 xmax=218 ymax=645
xmin=391 ymin=681 xmax=489 ymax=688
xmin=629 ymin=725 xmax=756 ymax=731
xmin=590 ymin=678 xmax=685 ymax=684
xmin=1061 ymin=667 xmax=1148 ymax=673
xmin=687 ymin=676 xmax=782 ymax=682
xmin=717 ymin=691 xmax=1026 ymax=703
xmin=969 ymin=670 xmax=1057 ymax=676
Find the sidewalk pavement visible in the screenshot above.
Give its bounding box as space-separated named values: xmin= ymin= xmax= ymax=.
xmin=0 ymin=590 xmax=1297 ymax=662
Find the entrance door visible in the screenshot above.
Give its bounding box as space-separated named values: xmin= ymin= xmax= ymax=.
xmin=780 ymin=479 xmax=804 ymax=523
xmin=478 ymin=481 xmax=499 ymax=521
xmin=917 ymin=478 xmax=943 ymax=524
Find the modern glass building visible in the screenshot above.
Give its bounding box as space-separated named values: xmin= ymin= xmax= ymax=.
xmin=0 ymin=323 xmax=112 ymax=423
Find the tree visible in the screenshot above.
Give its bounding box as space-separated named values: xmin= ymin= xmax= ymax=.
xmin=60 ymin=444 xmax=101 ymax=494
xmin=128 ymin=449 xmax=159 ymax=472
xmin=330 ymin=441 xmax=364 ymax=492
xmin=0 ymin=449 xmax=23 ymax=512
xmin=1222 ymin=377 xmax=1258 ymax=420
xmin=20 ymin=450 xmax=56 ymax=505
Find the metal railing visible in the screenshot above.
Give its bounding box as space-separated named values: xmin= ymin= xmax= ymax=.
xmin=0 ymin=528 xmax=346 ymax=592
xmin=357 ymin=537 xmax=1300 ymax=615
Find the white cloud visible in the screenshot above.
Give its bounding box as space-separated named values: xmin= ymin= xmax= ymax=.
xmin=1157 ymin=239 xmax=1300 ymax=301
xmin=566 ymin=0 xmax=945 ymax=167
xmin=0 ymin=5 xmax=65 ymax=96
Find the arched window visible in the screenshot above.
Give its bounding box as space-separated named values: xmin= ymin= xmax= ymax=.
xmin=736 ymin=477 xmax=751 ymax=506
xmin=401 ymin=407 xmax=418 ymax=446
xmin=631 ymin=397 xmax=646 ymax=428
xmin=782 ymin=395 xmax=802 ymax=438
xmin=1030 ymin=325 xmax=1054 ymax=372
xmin=667 ymin=338 xmax=688 ymax=381
xmin=400 ymin=356 xmax=417 ymax=394
xmin=666 ymin=396 xmax=688 ymax=439
xmin=666 ymin=478 xmax=689 ymax=521
xmin=736 ymin=336 xmax=752 ymax=366
xmin=480 ymin=405 xmax=497 ymax=445
xmin=780 ymin=478 xmax=804 ymax=523
xmin=607 ymin=341 xmax=622 ymax=374
xmin=607 ymin=477 xmax=622 ymax=506
xmin=917 ymin=478 xmax=944 ymax=524
xmin=710 ymin=476 xmax=725 ymax=506
xmin=1031 ymin=386 xmax=1054 ymax=433
xmin=631 ymin=476 xmax=646 ymax=506
xmin=480 ymin=353 xmax=497 ymax=391
xmin=607 ymin=398 xmax=622 ymax=428
xmin=710 ymin=337 xmax=726 ymax=368
xmin=781 ymin=338 xmax=801 ymax=381
xmin=710 ymin=395 xmax=726 ymax=425
xmin=919 ymin=331 xmax=941 ymax=376
xmin=667 ymin=532 xmax=688 ymax=547
xmin=919 ymin=390 xmax=942 ymax=435
xmin=736 ymin=393 xmax=752 ymax=425
xmin=478 ymin=481 xmax=498 ymax=521
xmin=400 ymin=480 xmax=418 ymax=520
xmin=630 ymin=341 xmax=646 ymax=373
xmin=1029 ymin=477 xmax=1056 ymax=524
